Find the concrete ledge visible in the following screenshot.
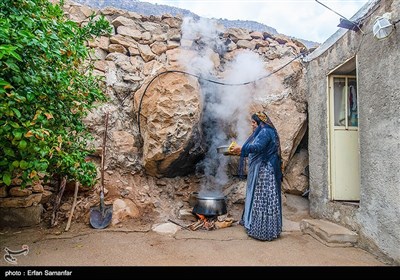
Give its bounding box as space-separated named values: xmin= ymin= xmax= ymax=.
xmin=300 ymin=219 xmax=358 ymax=247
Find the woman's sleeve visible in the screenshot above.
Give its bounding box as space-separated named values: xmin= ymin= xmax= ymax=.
xmin=243 ymin=128 xmax=272 ymax=154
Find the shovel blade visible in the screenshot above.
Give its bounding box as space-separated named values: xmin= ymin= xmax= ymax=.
xmin=89 ymin=205 xmax=113 ymax=229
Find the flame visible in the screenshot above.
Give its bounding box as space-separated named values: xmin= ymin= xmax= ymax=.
xmin=196 ymin=213 xmax=206 ymax=221
xmin=195 ymin=214 xmax=214 ymax=230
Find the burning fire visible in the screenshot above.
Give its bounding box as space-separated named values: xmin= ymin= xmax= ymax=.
xmin=189 ymin=214 xmax=234 ymax=231
xmin=196 ymin=214 xmax=214 ymax=230
xmin=196 ymin=214 xmax=206 ymax=220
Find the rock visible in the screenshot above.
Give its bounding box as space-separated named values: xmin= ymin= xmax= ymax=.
xmin=112 ymin=131 xmax=136 ymax=153
xmin=0 ymin=194 xmax=42 ymax=208
xmin=32 ymin=183 xmax=44 ymax=193
xmin=178 ymin=208 xmax=197 ymax=222
xmin=9 ymin=187 xmax=32 ymax=197
xmin=0 ymin=205 xmax=43 ymax=227
xmin=40 ymin=190 xmax=53 ymax=204
xmin=111 ymin=198 xmax=140 ymax=226
xmin=151 ymin=222 xmax=180 ymax=235
xmin=0 ymin=186 xmax=8 ymax=198
xmin=282 ymin=149 xmax=309 ymax=194
xmin=134 ymin=71 xmax=203 ymax=177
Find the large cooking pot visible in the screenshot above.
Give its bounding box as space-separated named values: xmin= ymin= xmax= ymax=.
xmin=192 ymin=193 xmax=227 ymax=216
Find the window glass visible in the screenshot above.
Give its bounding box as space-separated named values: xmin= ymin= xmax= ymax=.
xmin=348 ymin=78 xmax=358 ymax=127
xmin=334 ymin=77 xmax=346 ymax=126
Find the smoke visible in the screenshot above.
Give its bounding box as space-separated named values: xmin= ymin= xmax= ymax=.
xmin=218 ymin=51 xmax=268 ymax=144
xmin=179 ymin=17 xmax=268 ymax=196
xmin=180 ymin=17 xmax=225 ymax=76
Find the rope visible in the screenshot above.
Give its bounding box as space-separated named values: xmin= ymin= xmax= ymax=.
xmin=135 ymin=51 xmax=306 ymax=139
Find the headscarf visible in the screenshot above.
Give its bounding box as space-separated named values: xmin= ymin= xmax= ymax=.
xmin=238 ymin=111 xmax=282 ymax=177
xmin=254 ymin=112 xmax=281 ymax=159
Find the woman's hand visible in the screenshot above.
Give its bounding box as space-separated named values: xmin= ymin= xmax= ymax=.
xmin=230 ymin=143 xmax=241 ymax=155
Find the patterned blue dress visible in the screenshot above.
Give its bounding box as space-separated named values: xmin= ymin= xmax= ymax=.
xmin=241 ymin=125 xmax=282 ymax=241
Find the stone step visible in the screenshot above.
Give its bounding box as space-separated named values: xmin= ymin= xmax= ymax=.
xmin=300 ymin=219 xmax=358 ymax=247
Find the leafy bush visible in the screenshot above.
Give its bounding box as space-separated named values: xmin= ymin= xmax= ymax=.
xmin=0 ymin=0 xmax=111 ymax=187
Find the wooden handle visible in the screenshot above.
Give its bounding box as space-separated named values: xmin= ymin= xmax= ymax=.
xmin=101 ymin=112 xmax=109 ymax=193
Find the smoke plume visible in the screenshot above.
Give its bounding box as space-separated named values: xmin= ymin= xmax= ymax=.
xmin=179 ymin=17 xmax=269 ymax=196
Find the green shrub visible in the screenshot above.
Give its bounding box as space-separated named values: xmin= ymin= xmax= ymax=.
xmin=0 ymin=0 xmax=111 ymax=187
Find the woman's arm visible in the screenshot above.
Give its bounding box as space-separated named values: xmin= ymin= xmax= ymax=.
xmin=243 ymin=128 xmax=272 ymax=154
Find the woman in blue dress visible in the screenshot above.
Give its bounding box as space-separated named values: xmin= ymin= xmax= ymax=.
xmin=231 ymin=111 xmax=283 ymax=241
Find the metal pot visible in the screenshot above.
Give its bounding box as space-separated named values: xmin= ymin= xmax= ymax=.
xmin=216 ymin=145 xmax=229 ymax=154
xmin=189 ymin=192 xmax=199 ymax=207
xmin=192 ymin=193 xmax=227 ymax=216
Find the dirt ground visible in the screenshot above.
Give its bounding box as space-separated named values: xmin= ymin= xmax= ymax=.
xmin=0 ymin=194 xmax=389 ymax=276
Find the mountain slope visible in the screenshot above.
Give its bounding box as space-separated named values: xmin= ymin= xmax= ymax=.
xmin=73 ymin=0 xmax=319 ymax=48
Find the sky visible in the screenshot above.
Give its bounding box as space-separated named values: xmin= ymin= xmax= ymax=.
xmin=144 ymin=0 xmax=369 ymax=43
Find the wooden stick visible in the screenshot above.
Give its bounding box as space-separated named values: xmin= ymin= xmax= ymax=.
xmin=65 ymin=181 xmax=79 ymax=232
xmin=50 ymin=176 xmax=67 ymax=227
xmin=101 ymin=112 xmax=108 ymax=195
xmin=193 ymin=222 xmax=204 ymax=231
xmin=167 ymin=219 xmax=190 ymax=230
xmin=189 ymin=220 xmax=204 ymax=231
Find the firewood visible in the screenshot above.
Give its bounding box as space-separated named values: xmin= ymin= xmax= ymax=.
xmin=190 ymin=220 xmax=204 ymax=231
xmin=193 ymin=222 xmax=204 ymax=231
xmin=65 ymin=181 xmax=79 ymax=232
xmin=215 ymin=220 xmax=233 ymax=229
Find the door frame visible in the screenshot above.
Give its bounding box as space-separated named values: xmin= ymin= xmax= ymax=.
xmin=327 ymin=57 xmax=360 ymax=201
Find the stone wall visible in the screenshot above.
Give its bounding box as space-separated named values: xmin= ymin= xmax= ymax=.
xmin=305 ymin=0 xmax=400 ymax=265
xmin=0 ymin=178 xmax=50 ymax=227
xmin=0 ymin=0 xmax=311 ymax=228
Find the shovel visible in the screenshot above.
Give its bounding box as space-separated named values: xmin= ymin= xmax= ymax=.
xmin=90 ymin=112 xmax=113 ymax=229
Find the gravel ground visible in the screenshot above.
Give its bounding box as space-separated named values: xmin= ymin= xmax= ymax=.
xmin=0 ymin=194 xmax=388 ymax=277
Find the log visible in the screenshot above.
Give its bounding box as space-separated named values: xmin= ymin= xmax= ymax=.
xmin=65 ymin=181 xmax=79 ymax=232
xmin=189 ymin=220 xmax=204 ymax=231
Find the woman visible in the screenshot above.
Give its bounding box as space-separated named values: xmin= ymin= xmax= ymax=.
xmin=231 ymin=111 xmax=282 ymax=241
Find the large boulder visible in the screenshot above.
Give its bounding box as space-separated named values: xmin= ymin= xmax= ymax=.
xmin=135 ymin=71 xmax=204 ymax=177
